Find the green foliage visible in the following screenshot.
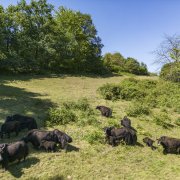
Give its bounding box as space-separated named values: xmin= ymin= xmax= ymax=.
xmin=98 ymin=78 xmax=156 ymax=101
xmin=83 ymin=129 xmax=104 ymax=144
xmin=0 ymin=1 xmax=105 ymax=74
xmin=103 ymin=53 xmax=149 ymax=75
xmin=98 ymin=78 xmax=180 ymax=111
xmin=46 ymin=98 xmax=97 ymax=126
xmin=152 ymin=112 xmax=174 ymax=129
xmin=126 ymin=101 xmax=151 ymax=117
xmin=160 ymin=62 xmax=180 ymax=82
xmin=97 ymin=83 xmax=121 ymax=100
xmin=47 ymin=107 xmax=77 ymax=126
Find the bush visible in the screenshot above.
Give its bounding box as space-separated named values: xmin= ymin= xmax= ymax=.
xmin=46 ymin=98 xmax=97 ymax=126
xmin=126 ymin=101 xmax=151 ymax=117
xmin=97 ymin=83 xmax=121 ymax=100
xmin=98 ymin=78 xmax=180 ymax=111
xmin=47 ymin=107 xmax=77 ymax=126
xmin=98 ymin=78 xmax=156 ymax=101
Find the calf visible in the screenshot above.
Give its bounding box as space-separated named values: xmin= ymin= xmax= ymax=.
xmin=0 ymin=121 xmax=20 ymax=139
xmin=0 ymin=141 xmax=29 ymax=170
xmin=143 ymin=137 xmax=156 ymax=150
xmin=39 ymin=140 xmax=57 ymax=152
xmin=96 ymin=106 xmax=112 ymax=117
xmin=6 ymin=114 xmax=37 ymax=130
xmin=157 ymin=136 xmax=180 ymax=154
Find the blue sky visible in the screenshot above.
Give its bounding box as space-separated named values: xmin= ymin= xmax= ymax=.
xmin=1 ymin=0 xmax=180 ymax=72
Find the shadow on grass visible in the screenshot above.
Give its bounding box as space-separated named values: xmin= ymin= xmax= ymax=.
xmin=0 ymin=84 xmax=55 ymax=128
xmin=66 ymin=144 xmax=80 ymax=152
xmin=136 ymin=142 xmax=144 ymax=147
xmin=0 ymin=72 xmax=118 ymax=83
xmin=8 ymin=157 xmax=40 ymax=178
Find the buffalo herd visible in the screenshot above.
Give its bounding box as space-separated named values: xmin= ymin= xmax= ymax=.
xmin=0 ymin=106 xmax=179 ymax=170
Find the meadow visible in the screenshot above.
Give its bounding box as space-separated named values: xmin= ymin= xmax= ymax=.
xmin=0 ymin=74 xmax=179 ymax=180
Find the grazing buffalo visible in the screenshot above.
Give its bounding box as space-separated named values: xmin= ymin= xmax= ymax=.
xmin=23 ymin=129 xmax=72 ymax=151
xmin=6 ymin=114 xmax=37 ymax=130
xmin=120 ymin=116 xmax=137 ymax=132
xmin=157 ymin=136 xmax=180 ymax=154
xmin=120 ymin=116 xmax=131 ymax=128
xmin=103 ymin=126 xmax=137 ymax=146
xmin=96 ymin=106 xmax=112 ymax=117
xmin=143 ymin=137 xmax=156 ymax=150
xmin=40 ymin=140 xmax=57 ymax=152
xmin=0 ymin=121 xmax=20 ymax=139
xmin=0 ymin=141 xmax=29 ymax=170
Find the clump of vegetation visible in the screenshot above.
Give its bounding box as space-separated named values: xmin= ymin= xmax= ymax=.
xmin=47 ymin=107 xmax=77 ymax=126
xmin=103 ymin=52 xmax=149 ymax=75
xmin=46 ymin=98 xmax=97 ymax=126
xmin=97 ymin=83 xmax=121 ymax=100
xmin=98 ymin=78 xmax=180 ymax=110
xmin=152 ymin=112 xmax=174 ymax=129
xmin=83 ymin=129 xmax=104 ymax=144
xmin=126 ymin=101 xmax=151 ymax=117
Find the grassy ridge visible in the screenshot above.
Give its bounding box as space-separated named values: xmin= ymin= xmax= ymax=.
xmin=0 ymin=74 xmax=179 ymax=180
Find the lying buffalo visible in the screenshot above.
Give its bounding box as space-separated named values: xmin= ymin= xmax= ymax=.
xmin=23 ymin=129 xmax=72 ymax=151
xmin=0 ymin=121 xmax=21 ymax=139
xmin=96 ymin=106 xmax=112 ymax=117
xmin=0 ymin=141 xmax=29 ymax=170
xmin=157 ymin=136 xmax=180 ymax=154
xmin=103 ymin=126 xmax=137 ymax=146
xmin=5 ymin=114 xmax=37 ymax=130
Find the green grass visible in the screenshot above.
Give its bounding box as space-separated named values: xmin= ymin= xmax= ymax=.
xmin=0 ymin=74 xmax=180 ymax=180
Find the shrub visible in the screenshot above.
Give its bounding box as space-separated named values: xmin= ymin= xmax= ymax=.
xmin=126 ymin=101 xmax=151 ymax=117
xmin=47 ymin=107 xmax=77 ymax=126
xmin=97 ymin=83 xmax=121 ymax=100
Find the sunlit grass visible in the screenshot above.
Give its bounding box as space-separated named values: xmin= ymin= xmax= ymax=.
xmin=0 ymin=74 xmax=179 ymax=180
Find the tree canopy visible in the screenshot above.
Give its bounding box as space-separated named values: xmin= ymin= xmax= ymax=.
xmin=103 ymin=53 xmax=149 ymax=75
xmin=0 ymin=0 xmax=104 ymax=74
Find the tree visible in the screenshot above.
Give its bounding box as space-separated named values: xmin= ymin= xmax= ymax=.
xmin=53 ymin=7 xmax=104 ymax=73
xmin=154 ymin=34 xmax=180 ymax=82
xmin=103 ymin=53 xmax=149 ymax=75
xmin=103 ymin=52 xmax=125 ymax=72
xmin=154 ymin=34 xmax=180 ymax=65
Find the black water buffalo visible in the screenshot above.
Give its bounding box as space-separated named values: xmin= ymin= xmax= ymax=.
xmin=5 ymin=114 xmax=37 ymax=130
xmin=0 ymin=121 xmax=21 ymax=139
xmin=143 ymin=137 xmax=156 ymax=150
xmin=120 ymin=116 xmax=137 ymax=132
xmin=103 ymin=126 xmax=137 ymax=146
xmin=0 ymin=141 xmax=29 ymax=170
xmin=96 ymin=106 xmax=112 ymax=117
xmin=23 ymin=129 xmax=72 ymax=151
xmin=157 ymin=136 xmax=180 ymax=154
xmin=39 ymin=140 xmax=57 ymax=152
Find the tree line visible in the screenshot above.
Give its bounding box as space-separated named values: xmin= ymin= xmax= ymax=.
xmin=0 ymin=0 xmax=104 ymax=74
xmin=0 ymin=0 xmax=151 ymax=75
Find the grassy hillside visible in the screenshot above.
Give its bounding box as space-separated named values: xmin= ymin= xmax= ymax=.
xmin=0 ymin=74 xmax=179 ymax=180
